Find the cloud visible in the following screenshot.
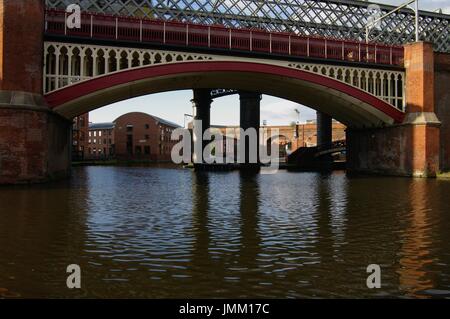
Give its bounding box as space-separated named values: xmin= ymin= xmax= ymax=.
xmin=260 ymin=98 xmax=316 ymax=126
xmin=376 ymin=0 xmax=450 ymax=13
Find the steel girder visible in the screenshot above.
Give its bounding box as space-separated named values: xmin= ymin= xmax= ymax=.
xmin=210 ymin=89 xmax=238 ymax=99
xmin=45 ymin=0 xmax=449 ymax=52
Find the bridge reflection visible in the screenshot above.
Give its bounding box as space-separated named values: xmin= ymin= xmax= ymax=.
xmin=0 ymin=167 xmax=448 ymax=298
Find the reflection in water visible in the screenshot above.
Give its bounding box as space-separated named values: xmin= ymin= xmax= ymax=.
xmin=239 ymin=172 xmax=261 ymax=271
xmin=237 ymin=172 xmax=261 ymax=296
xmin=397 ymin=180 xmax=436 ymax=297
xmin=189 ymin=172 xmax=214 ymax=297
xmin=0 ymin=166 xmax=450 ymax=298
xmin=0 ymin=174 xmax=89 ymax=298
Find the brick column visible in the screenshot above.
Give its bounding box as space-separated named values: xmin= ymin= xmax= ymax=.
xmin=346 ymin=42 xmax=441 ymax=177
xmin=0 ymin=0 xmax=71 ymax=184
xmin=434 ymin=53 xmax=450 ymax=172
xmin=403 ymin=42 xmax=440 ymax=177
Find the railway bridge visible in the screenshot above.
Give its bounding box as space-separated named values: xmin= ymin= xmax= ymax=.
xmin=0 ymin=0 xmax=449 ymax=183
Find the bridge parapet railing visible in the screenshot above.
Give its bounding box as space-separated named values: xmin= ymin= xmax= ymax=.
xmin=45 ymin=9 xmax=404 ymax=67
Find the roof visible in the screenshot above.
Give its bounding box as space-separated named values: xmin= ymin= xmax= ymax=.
xmin=151 ymin=115 xmax=181 ymax=129
xmin=89 ymin=122 xmax=115 ymax=130
xmin=112 ymin=112 xmax=181 ymax=129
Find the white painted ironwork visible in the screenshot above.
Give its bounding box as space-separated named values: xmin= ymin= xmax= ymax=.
xmin=44 ymin=41 xmax=405 ymax=111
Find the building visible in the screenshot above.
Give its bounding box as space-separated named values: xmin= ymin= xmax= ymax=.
xmin=205 ymin=122 xmax=346 ymax=158
xmin=72 ymin=113 xmax=89 ymax=161
xmin=264 ymin=121 xmax=346 ymax=154
xmin=113 ymin=112 xmax=180 ymax=161
xmin=80 ymin=111 xmax=345 ymax=163
xmin=87 ymin=122 xmax=115 ymax=160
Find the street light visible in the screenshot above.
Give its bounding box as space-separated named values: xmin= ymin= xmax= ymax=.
xmin=365 ymin=0 xmax=420 ymax=44
xmin=293 ymin=108 xmax=301 ymax=140
xmin=294 ymin=108 xmax=301 ymax=124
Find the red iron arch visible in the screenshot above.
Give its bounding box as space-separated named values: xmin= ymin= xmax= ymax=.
xmin=44 ymin=61 xmax=405 ymax=128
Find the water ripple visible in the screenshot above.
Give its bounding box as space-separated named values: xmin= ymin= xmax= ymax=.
xmin=0 ymin=166 xmax=450 ymax=298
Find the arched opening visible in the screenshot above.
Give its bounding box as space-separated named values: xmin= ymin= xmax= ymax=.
xmin=45 ymin=61 xmax=404 ymax=128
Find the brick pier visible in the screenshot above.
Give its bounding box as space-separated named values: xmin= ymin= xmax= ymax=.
xmin=0 ymin=0 xmax=71 ymax=184
xmin=347 ymin=42 xmax=444 ymax=177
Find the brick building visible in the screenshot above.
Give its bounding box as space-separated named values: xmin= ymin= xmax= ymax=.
xmin=72 ymin=113 xmax=89 ymax=160
xmin=113 ymin=112 xmax=180 ymax=161
xmin=87 ymin=122 xmax=115 ymax=159
xmin=264 ymin=120 xmax=346 ymax=156
xmin=206 ymin=121 xmax=346 ymax=158
xmin=76 ymin=111 xmax=345 ymax=162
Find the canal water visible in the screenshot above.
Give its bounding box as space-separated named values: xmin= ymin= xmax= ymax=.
xmin=1 ymin=166 xmax=450 ymax=298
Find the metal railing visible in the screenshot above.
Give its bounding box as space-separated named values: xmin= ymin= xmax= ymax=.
xmin=45 ymin=9 xmax=404 ymax=67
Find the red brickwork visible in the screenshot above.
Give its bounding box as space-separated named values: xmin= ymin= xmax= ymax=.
xmin=404 ymin=42 xmax=435 ymax=113
xmin=0 ymin=0 xmax=71 ymax=184
xmin=114 ymin=112 xmax=179 ymax=161
xmin=214 ymin=122 xmax=346 ymax=152
xmin=435 ymin=52 xmax=450 ymax=172
xmin=347 ymin=42 xmax=442 ymax=177
xmin=73 ymin=114 xmax=89 ymax=160
xmin=0 ymin=0 xmax=44 ymax=93
xmin=0 ymin=109 xmax=71 ymax=184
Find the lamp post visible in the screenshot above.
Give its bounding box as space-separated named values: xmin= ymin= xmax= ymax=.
xmin=294 ymin=108 xmax=301 ymax=147
xmin=184 ymin=113 xmax=193 ymax=129
xmin=365 ymin=0 xmax=420 ymax=44
xmin=294 ymin=108 xmax=301 ymax=124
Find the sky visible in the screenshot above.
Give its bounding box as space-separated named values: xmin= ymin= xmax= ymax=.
xmin=90 ymin=0 xmax=450 ymax=127
xmin=381 ymin=0 xmax=450 ymax=13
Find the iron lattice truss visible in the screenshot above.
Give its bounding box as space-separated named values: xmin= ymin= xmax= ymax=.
xmin=45 ymin=0 xmax=449 ymax=52
xmin=210 ymin=89 xmax=238 ymax=99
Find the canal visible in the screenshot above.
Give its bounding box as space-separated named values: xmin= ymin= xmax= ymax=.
xmin=1 ymin=166 xmax=450 ymax=298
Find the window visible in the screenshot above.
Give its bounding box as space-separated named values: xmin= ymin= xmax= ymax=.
xmin=103 ymin=139 xmax=107 ymax=145
xmin=89 ymin=131 xmax=92 ymax=137
xmin=99 ymin=131 xmax=102 ymax=137
xmin=94 ymin=131 xmax=97 ymax=137
xmin=127 ymin=125 xmax=133 ymax=132
xmin=145 ymin=124 xmax=150 ymax=129
xmin=144 ymin=146 xmax=150 ymax=155
xmin=145 ymin=135 xmax=149 ymax=140
xmin=127 ymin=135 xmax=133 ymax=155
xmin=135 ymin=146 xmax=142 ymax=154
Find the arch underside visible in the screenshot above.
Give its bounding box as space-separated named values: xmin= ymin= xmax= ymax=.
xmin=45 ymin=61 xmax=405 ymax=129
